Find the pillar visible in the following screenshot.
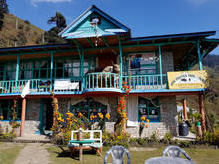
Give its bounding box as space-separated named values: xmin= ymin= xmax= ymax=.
xmin=20 ymin=98 xmax=26 ymax=137
xmin=199 ymin=94 xmax=206 ymax=133
xmin=182 ymin=99 xmax=188 ymax=120
xmin=197 ymin=41 xmax=203 ymax=70
xmin=158 ymin=45 xmax=163 ymax=86
xmin=118 ymin=38 xmax=123 ymax=89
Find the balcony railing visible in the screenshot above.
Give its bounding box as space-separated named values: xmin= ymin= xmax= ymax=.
xmin=0 ymin=73 xmax=168 ymax=95
xmin=84 ymin=72 xmax=120 ymax=90
xmin=123 ymin=74 xmax=168 ymax=90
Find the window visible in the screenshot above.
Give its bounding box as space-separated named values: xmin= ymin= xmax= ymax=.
xmin=70 ymin=98 xmax=107 ymax=121
xmin=54 ymin=57 xmax=96 ymax=79
xmin=0 ymin=100 xmax=22 ymax=120
xmin=138 ymin=97 xmax=160 ymax=122
xmin=129 ymin=53 xmax=157 ymax=75
xmin=19 ymin=59 xmax=50 ymax=79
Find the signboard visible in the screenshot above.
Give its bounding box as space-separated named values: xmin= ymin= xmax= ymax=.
xmin=167 ymin=70 xmax=208 ymax=89
xmin=54 ymin=79 xmax=79 ymax=90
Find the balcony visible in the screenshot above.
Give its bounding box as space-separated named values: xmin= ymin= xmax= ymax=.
xmin=0 ymin=71 xmax=207 ymax=96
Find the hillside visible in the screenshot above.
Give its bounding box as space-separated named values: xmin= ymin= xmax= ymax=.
xmin=0 ymin=14 xmax=44 ymax=47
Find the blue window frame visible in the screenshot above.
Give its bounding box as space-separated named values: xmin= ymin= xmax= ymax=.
xmin=70 ymin=98 xmax=107 ymax=121
xmin=138 ymin=97 xmax=160 ymax=122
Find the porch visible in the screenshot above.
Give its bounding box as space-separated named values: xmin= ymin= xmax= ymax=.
xmin=0 ymin=73 xmax=168 ymax=96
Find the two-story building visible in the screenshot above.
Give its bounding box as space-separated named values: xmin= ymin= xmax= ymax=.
xmin=0 ymin=5 xmax=218 ymax=137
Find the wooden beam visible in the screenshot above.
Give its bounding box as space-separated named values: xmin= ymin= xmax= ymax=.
xmin=199 ymin=94 xmax=206 ymax=133
xmin=86 ymin=38 xmax=94 ymax=47
xmin=102 ymin=37 xmax=110 ymax=47
xmin=20 ymin=98 xmax=26 ymax=137
xmin=182 ymin=99 xmax=188 ymax=120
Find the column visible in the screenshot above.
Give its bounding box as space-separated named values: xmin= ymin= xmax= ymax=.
xmin=50 ymin=52 xmax=54 ymax=91
xmin=118 ymin=38 xmax=123 ymax=89
xmin=15 ymin=55 xmax=20 ymax=91
xmin=182 ymin=99 xmax=188 ymax=120
xmin=199 ymin=94 xmax=206 ymax=133
xmin=20 ymin=98 xmax=26 ymax=137
xmin=158 ymin=45 xmax=163 ymax=87
xmin=197 ymin=41 xmax=203 ymax=70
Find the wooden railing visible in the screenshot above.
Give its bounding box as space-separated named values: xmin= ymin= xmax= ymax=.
xmin=123 ymin=74 xmax=168 ymax=90
xmin=84 ymin=72 xmax=120 ymax=90
xmin=0 ymin=74 xmax=168 ymax=95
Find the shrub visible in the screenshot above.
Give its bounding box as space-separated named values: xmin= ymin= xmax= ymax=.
xmin=163 ymin=133 xmax=173 ymax=144
xmin=102 ymin=131 xmax=130 ymax=148
xmin=24 ymin=20 xmax=30 ymax=24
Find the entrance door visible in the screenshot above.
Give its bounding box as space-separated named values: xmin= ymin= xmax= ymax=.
xmin=45 ymin=99 xmax=53 ymax=130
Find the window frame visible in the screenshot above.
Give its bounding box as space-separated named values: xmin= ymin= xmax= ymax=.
xmin=138 ymin=97 xmax=161 ymax=122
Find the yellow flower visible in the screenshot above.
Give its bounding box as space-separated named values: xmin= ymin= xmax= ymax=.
xmin=146 ymin=119 xmax=150 ymax=123
xmin=145 ymin=124 xmax=149 ymax=128
xmin=122 ymin=112 xmax=127 ymax=118
xmin=78 ymin=112 xmax=83 ymax=118
xmin=0 ymin=115 xmax=3 ymax=120
xmin=98 ymin=113 xmax=103 ymax=119
xmin=66 ymin=112 xmax=74 ymax=118
xmin=105 ymin=113 xmax=110 ymax=120
xmin=141 ymin=116 xmax=145 ymax=121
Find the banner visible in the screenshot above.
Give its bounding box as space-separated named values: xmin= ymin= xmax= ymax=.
xmin=167 ymin=70 xmax=208 ymax=89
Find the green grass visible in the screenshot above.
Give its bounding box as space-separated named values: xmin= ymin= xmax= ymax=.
xmin=47 ymin=146 xmax=219 ymax=164
xmin=0 ymin=143 xmax=25 ymax=164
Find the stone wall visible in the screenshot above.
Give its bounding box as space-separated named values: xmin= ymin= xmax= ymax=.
xmin=105 ymin=96 xmax=178 ymax=138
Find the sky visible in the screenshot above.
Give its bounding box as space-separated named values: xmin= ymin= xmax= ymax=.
xmin=7 ymin=0 xmax=219 ymax=54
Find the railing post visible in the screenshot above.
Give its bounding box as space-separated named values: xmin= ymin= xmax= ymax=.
xmin=118 ymin=37 xmax=123 ymax=89
xmin=50 ymin=51 xmax=54 ymax=91
xmin=197 ymin=40 xmax=203 ymax=70
xmin=158 ymin=45 xmax=163 ymax=88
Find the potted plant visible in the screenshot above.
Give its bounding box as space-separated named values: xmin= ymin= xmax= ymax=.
xmin=192 ymin=113 xmax=202 ymax=137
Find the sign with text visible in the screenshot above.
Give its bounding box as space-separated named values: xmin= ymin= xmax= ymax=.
xmin=167 ymin=70 xmax=208 ymax=89
xmin=54 ymin=79 xmax=79 ymax=90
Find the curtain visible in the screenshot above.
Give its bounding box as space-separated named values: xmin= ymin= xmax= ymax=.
xmin=92 ymin=97 xmax=111 ymax=113
xmin=6 ymin=63 xmax=16 ymax=80
xmin=127 ymin=96 xmax=138 ymax=127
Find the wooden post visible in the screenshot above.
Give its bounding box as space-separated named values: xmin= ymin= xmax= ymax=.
xmin=182 ymin=99 xmax=188 ymax=120
xmin=20 ymin=98 xmax=26 ymax=137
xmin=199 ymin=94 xmax=206 ymax=133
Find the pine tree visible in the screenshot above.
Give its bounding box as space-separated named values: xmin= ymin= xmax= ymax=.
xmin=0 ymin=0 xmax=9 ymax=30
xmin=44 ymin=12 xmax=67 ymax=44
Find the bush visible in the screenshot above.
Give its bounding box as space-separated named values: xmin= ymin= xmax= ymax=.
xmin=0 ymin=133 xmax=16 ymax=141
xmin=163 ymin=133 xmax=173 ymax=144
xmin=102 ymin=131 xmax=130 ymax=148
xmin=24 ymin=20 xmax=30 ymax=24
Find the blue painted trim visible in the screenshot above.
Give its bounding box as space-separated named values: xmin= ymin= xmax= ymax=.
xmin=0 ymin=44 xmax=71 ymax=52
xmin=0 ymin=88 xmax=207 ymax=97
xmin=0 ymin=120 xmax=21 ymax=122
xmin=130 ymin=88 xmax=207 ymax=93
xmin=128 ymin=31 xmax=216 ymax=42
xmin=60 ymin=5 xmax=130 ymax=37
xmin=83 ymin=88 xmax=122 ymax=93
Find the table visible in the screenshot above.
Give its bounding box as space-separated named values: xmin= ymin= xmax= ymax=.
xmin=145 ymin=157 xmax=195 ymax=164
xmin=69 ymin=140 xmax=94 ymax=161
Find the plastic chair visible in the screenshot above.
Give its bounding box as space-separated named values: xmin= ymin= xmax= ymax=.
xmin=104 ymin=146 xmax=131 ymax=164
xmin=162 ymin=146 xmax=192 ymax=161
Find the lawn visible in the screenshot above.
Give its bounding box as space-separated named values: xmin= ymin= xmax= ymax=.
xmin=47 ymin=146 xmax=219 ymax=164
xmin=0 ymin=142 xmax=25 ymax=164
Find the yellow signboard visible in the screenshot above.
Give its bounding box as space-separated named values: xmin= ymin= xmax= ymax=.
xmin=167 ymin=70 xmax=208 ymax=89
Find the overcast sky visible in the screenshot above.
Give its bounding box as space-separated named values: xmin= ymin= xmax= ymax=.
xmin=7 ymin=0 xmax=219 ymax=54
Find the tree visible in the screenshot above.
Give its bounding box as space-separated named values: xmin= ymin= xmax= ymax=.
xmin=0 ymin=0 xmax=9 ymax=30
xmin=44 ymin=12 xmax=67 ymax=44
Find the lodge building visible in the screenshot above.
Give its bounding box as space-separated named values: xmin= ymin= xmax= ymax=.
xmin=0 ymin=5 xmax=219 ymax=137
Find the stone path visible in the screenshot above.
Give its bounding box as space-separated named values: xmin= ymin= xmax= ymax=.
xmin=14 ymin=143 xmax=51 ymax=164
